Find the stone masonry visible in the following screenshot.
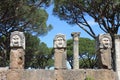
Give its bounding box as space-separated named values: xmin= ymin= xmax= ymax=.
xmin=0 ymin=69 xmax=116 ymax=80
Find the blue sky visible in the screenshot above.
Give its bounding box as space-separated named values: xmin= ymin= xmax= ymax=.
xmin=39 ymin=5 xmax=119 ymax=48
xmin=39 ymin=5 xmax=101 ymax=47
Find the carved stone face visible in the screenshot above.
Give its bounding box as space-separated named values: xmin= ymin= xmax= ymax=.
xmin=55 ymin=37 xmax=65 ymax=48
xmin=101 ymin=37 xmax=111 ymax=48
xmin=11 ymin=35 xmax=21 ymax=47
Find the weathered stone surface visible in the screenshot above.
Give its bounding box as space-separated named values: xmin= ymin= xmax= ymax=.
xmin=10 ymin=31 xmax=25 ymax=69
xmin=0 ymin=68 xmax=8 ymax=80
xmin=71 ymin=32 xmax=80 ymax=69
xmin=54 ymin=49 xmax=67 ymax=69
xmin=54 ymin=33 xmax=67 ymax=70
xmin=115 ymin=35 xmax=120 ymax=80
xmin=61 ymin=69 xmax=115 ymax=80
xmin=7 ymin=69 xmax=23 ymax=80
xmin=10 ymin=31 xmax=25 ymax=49
xmin=97 ymin=33 xmax=112 ymax=49
xmin=0 ymin=69 xmax=116 ymax=80
xmin=22 ymin=69 xmax=54 ymax=80
xmin=62 ymin=69 xmax=85 ymax=80
xmin=53 ymin=33 xmax=66 ymax=48
xmin=96 ymin=34 xmax=112 ymax=69
xmin=10 ymin=49 xmax=25 ymax=69
xmin=85 ymin=69 xmax=115 ymax=80
xmin=98 ymin=49 xmax=112 ymax=69
xmin=55 ymin=70 xmax=63 ymax=80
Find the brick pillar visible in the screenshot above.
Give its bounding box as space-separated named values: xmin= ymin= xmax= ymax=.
xmin=115 ymin=35 xmax=120 ymax=80
xmin=54 ymin=33 xmax=67 ymax=70
xmin=71 ymin=32 xmax=80 ymax=69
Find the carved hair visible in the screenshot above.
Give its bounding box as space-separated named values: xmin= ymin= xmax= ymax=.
xmin=98 ymin=33 xmax=112 ymax=49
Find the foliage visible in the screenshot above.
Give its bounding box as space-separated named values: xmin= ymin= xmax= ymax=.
xmin=67 ymin=38 xmax=96 ymax=69
xmin=0 ymin=0 xmax=52 ymax=36
xmin=0 ymin=0 xmax=52 ymax=67
xmin=25 ymin=33 xmax=54 ymax=69
xmin=53 ymin=0 xmax=120 ymax=38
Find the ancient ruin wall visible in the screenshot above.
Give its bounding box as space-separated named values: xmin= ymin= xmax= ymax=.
xmin=2 ymin=32 xmax=116 ymax=80
xmin=0 ymin=69 xmax=116 ymax=80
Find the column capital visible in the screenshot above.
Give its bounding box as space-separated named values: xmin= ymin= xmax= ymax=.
xmin=71 ymin=32 xmax=80 ymax=69
xmin=71 ymin=32 xmax=80 ymax=38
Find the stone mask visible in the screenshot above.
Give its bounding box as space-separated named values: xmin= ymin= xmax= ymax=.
xmin=11 ymin=35 xmax=21 ymax=47
xmin=55 ymin=37 xmax=64 ymax=48
xmin=54 ymin=33 xmax=66 ymax=48
xmin=101 ymin=37 xmax=111 ymax=48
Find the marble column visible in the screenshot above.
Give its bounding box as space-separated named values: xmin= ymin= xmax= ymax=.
xmin=71 ymin=32 xmax=80 ymax=69
xmin=115 ymin=35 xmax=120 ymax=80
xmin=54 ymin=33 xmax=67 ymax=70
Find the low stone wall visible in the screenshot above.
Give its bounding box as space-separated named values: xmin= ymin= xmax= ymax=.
xmin=62 ymin=69 xmax=116 ymax=80
xmin=0 ymin=68 xmax=8 ymax=80
xmin=22 ymin=69 xmax=54 ymax=80
xmin=0 ymin=69 xmax=116 ymax=80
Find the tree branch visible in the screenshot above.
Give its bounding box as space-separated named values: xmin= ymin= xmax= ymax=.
xmin=82 ymin=15 xmax=96 ymax=36
xmin=76 ymin=22 xmax=96 ymax=39
xmin=98 ymin=22 xmax=107 ymax=33
xmin=101 ymin=19 xmax=109 ymax=32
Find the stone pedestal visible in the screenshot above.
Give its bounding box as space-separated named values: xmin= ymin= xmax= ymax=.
xmin=54 ymin=33 xmax=67 ymax=70
xmin=98 ymin=49 xmax=112 ymax=69
xmin=54 ymin=49 xmax=66 ymax=69
xmin=10 ymin=48 xmax=25 ymax=69
xmin=115 ymin=35 xmax=120 ymax=80
xmin=71 ymin=32 xmax=80 ymax=69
